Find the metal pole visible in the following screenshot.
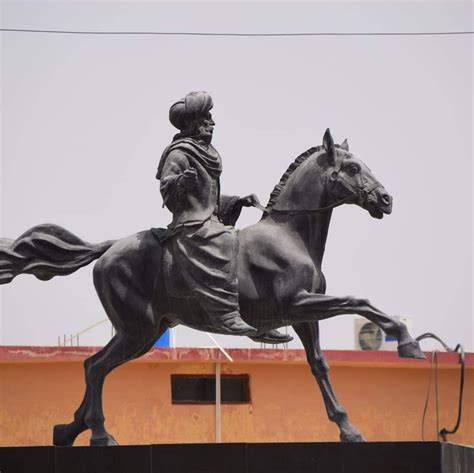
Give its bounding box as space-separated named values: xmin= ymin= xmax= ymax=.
xmin=215 ymin=361 xmax=221 ymax=443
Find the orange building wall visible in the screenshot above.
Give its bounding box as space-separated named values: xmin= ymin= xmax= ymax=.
xmin=0 ymin=347 xmax=472 ymax=447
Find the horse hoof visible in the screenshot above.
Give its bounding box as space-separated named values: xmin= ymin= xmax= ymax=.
xmin=340 ymin=430 xmax=367 ymax=442
xmin=90 ymin=435 xmax=119 ymax=447
xmin=53 ymin=424 xmax=74 ymax=447
xmin=398 ymin=340 xmax=426 ymax=359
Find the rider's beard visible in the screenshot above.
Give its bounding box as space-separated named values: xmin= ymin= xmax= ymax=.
xmin=197 ymin=125 xmax=213 ymax=145
xmin=178 ymin=120 xmax=213 ymax=145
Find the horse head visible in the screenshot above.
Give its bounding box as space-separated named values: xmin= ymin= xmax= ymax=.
xmin=265 ymin=129 xmax=392 ymax=220
xmin=322 ymin=129 xmax=392 ymax=219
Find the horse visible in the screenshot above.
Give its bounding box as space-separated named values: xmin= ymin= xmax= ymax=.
xmin=0 ymin=129 xmax=425 ymax=447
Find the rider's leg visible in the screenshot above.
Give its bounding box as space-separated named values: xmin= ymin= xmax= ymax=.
xmin=172 ymin=220 xmax=257 ymax=335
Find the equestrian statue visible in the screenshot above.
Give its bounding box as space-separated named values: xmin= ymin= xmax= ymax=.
xmin=0 ymin=91 xmax=425 ymax=447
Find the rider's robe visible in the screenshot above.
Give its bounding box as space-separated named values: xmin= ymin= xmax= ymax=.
xmin=156 ymin=138 xmax=243 ymax=319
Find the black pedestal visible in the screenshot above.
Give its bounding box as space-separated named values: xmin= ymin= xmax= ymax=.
xmin=0 ymin=442 xmax=472 ymax=473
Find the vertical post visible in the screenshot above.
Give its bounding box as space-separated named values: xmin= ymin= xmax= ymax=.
xmin=215 ymin=361 xmax=221 ymax=443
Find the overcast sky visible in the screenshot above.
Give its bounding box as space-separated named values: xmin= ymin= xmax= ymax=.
xmin=1 ymin=1 xmax=472 ymax=351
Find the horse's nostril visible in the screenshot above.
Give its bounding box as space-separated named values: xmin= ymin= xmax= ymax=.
xmin=381 ymin=194 xmax=391 ymax=205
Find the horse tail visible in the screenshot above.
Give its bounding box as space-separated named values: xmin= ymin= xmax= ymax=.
xmin=0 ymin=224 xmax=115 ymax=285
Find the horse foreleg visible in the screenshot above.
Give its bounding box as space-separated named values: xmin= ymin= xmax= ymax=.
xmin=291 ymin=291 xmax=425 ymax=359
xmin=294 ymin=322 xmax=366 ymax=442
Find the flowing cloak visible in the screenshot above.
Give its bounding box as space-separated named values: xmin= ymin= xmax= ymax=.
xmin=156 ymin=138 xmax=243 ymax=318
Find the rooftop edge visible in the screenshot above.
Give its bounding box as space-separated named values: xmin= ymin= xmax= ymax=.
xmin=0 ymin=346 xmax=471 ymax=368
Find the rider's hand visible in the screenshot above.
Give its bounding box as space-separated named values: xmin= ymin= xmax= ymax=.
xmin=238 ymin=194 xmax=261 ymax=208
xmin=181 ymin=168 xmax=198 ymax=190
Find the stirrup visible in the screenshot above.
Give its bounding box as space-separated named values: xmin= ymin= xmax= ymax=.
xmin=250 ymin=330 xmax=293 ymax=345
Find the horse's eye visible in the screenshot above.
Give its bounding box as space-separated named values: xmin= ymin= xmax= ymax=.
xmin=348 ymin=164 xmax=360 ymax=175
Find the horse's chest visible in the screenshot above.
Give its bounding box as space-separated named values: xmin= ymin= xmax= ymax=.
xmin=289 ymin=259 xmax=326 ymax=294
xmin=311 ymin=267 xmax=326 ymax=294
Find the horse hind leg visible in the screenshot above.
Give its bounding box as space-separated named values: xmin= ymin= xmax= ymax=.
xmin=53 ymin=338 xmax=114 ymax=447
xmin=294 ymin=321 xmax=366 ymax=442
xmin=84 ymin=329 xmax=164 ymax=446
xmin=53 ymin=230 xmax=166 ymax=446
xmin=53 ymin=329 xmax=163 ymax=447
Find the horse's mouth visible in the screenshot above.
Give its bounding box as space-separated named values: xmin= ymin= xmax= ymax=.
xmin=368 ymin=204 xmax=385 ymax=219
xmin=370 ymin=208 xmax=384 ymax=219
xmin=366 ymin=193 xmax=392 ymax=219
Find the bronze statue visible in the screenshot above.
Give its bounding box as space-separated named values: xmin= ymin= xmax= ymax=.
xmin=157 ymin=91 xmax=290 ymax=343
xmin=0 ymin=92 xmax=425 ymax=447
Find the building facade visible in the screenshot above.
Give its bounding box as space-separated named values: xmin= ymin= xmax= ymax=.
xmin=1 ymin=347 xmax=472 ymax=446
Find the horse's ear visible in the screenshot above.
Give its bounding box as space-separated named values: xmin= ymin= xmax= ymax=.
xmin=323 ymin=128 xmax=336 ymax=165
xmin=340 ymin=139 xmax=349 ymax=151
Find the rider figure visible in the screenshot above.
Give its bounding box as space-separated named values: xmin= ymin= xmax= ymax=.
xmin=157 ymin=91 xmax=290 ymax=343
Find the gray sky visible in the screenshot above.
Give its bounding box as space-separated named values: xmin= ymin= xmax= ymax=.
xmin=1 ymin=1 xmax=472 ymax=351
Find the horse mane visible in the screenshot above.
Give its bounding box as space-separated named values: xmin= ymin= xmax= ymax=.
xmin=262 ymin=145 xmax=323 ymax=217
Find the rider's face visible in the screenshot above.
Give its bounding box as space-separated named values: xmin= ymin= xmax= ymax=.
xmin=196 ymin=112 xmax=215 ymax=144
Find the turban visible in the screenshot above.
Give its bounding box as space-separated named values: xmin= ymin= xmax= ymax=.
xmin=169 ymin=91 xmax=214 ymax=131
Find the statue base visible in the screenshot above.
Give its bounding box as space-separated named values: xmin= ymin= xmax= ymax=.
xmin=1 ymin=442 xmax=472 ymax=473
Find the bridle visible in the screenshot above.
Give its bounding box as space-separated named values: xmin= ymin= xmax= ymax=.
xmin=256 ymin=161 xmax=383 ymax=216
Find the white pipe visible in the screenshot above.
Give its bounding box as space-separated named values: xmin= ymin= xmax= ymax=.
xmin=60 ymin=319 xmax=109 ymax=346
xmin=206 ymin=333 xmax=233 ymax=362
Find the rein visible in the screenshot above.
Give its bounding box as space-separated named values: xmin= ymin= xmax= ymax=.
xmin=254 ymin=194 xmax=354 ymax=216
xmin=256 ymin=171 xmax=382 ymax=217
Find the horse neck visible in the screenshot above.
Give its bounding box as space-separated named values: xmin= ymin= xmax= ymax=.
xmin=268 ymin=158 xmax=333 ymax=267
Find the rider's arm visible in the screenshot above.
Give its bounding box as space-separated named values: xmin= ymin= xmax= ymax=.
xmin=219 ymin=195 xmax=242 ymax=226
xmin=219 ymin=193 xmax=261 ymax=226
xmin=158 ymin=150 xmax=191 ymax=209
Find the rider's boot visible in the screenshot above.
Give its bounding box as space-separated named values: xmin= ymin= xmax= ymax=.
xmin=214 ymin=311 xmax=258 ymax=335
xmin=250 ymin=330 xmax=293 ymax=345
